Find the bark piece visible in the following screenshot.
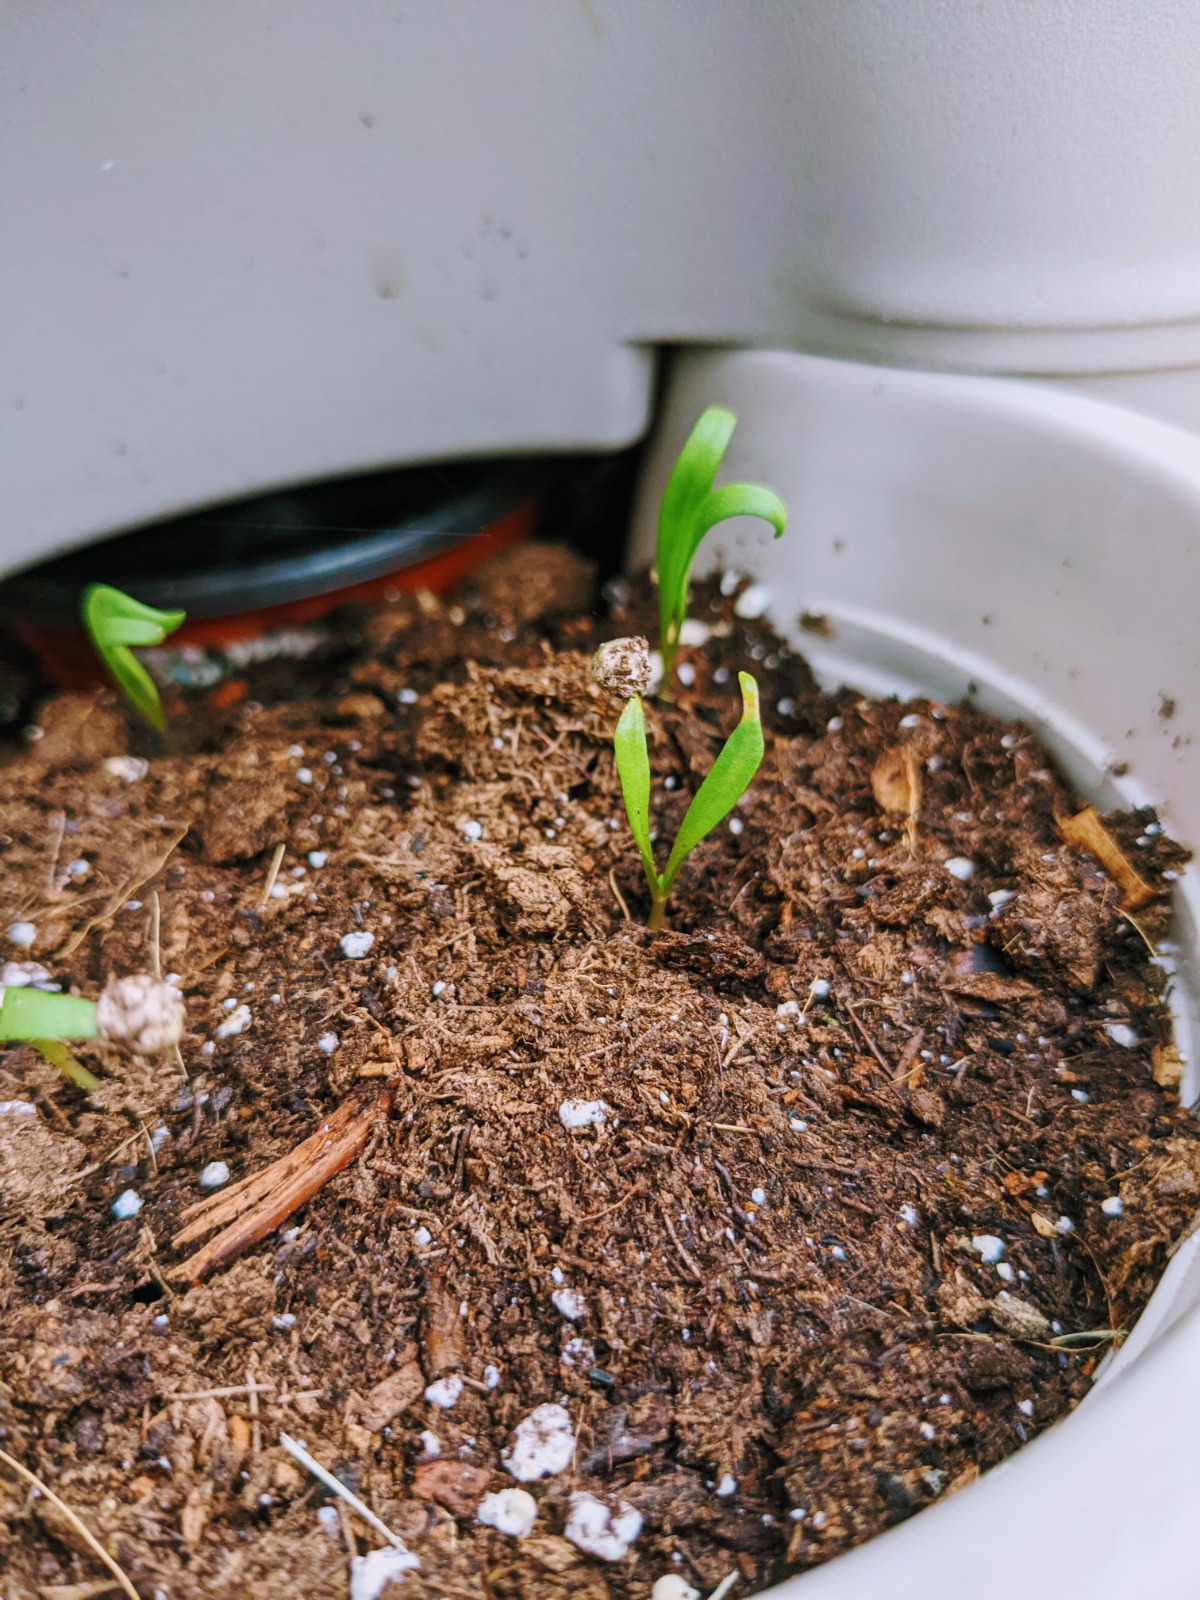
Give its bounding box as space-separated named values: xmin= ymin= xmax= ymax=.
xmin=359 ymin=1362 xmax=426 ymax=1432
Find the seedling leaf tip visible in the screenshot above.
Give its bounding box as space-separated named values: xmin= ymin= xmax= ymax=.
xmin=657 ymin=406 xmax=786 ymax=677
xmin=82 ymin=583 xmax=185 ymax=732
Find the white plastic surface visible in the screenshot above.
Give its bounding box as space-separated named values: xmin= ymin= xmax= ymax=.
xmin=631 ymin=349 xmax=1200 ymax=1598
xmin=10 ymin=2 xmax=1200 ymax=568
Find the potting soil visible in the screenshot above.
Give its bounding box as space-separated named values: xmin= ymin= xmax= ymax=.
xmin=1 ymin=545 xmax=1197 ymax=1599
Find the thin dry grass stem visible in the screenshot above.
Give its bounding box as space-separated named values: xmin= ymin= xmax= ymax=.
xmin=150 ymin=894 xmax=190 ymax=1079
xmin=658 ymin=1199 xmax=702 ymax=1282
xmin=148 ymin=894 xmax=162 ymax=980
xmin=133 ymin=1120 xmax=160 ymax=1179
xmin=708 ymin=1573 xmax=740 ymax=1600
xmin=247 ymin=1355 xmax=262 ymax=1454
xmin=45 ymin=811 xmax=66 ymax=895
xmin=0 ymin=1447 xmax=139 ymax=1600
xmin=1118 ymin=908 xmax=1158 ymax=955
xmin=607 ymin=867 xmax=631 ymax=921
xmin=167 ymin=1382 xmax=275 ymax=1401
xmin=171 ymin=1088 xmax=392 ymax=1281
xmin=278 ymin=1432 xmax=405 ymax=1550
xmin=256 ymin=842 xmax=286 ymax=911
xmin=845 ymin=1001 xmax=893 ymax=1076
xmin=61 ymin=824 xmax=188 ymax=957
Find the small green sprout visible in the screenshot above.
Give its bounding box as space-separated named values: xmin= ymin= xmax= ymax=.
xmin=82 ymin=583 xmax=185 ymax=733
xmin=0 ymin=973 xmax=185 ymax=1092
xmin=614 ymin=669 xmax=764 ymax=933
xmin=657 ymin=405 xmax=787 ymax=678
xmin=0 ymin=988 xmax=102 ymax=1091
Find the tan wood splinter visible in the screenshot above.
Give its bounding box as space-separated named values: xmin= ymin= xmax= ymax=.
xmin=171 ymin=1087 xmax=392 ymax=1282
xmin=1058 ymin=806 xmax=1158 ymax=910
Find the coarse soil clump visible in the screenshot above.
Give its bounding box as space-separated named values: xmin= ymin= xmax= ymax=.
xmin=1 ymin=543 xmax=1197 ymax=1599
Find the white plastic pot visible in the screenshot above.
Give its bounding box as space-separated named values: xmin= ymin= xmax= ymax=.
xmin=630 ymin=349 xmax=1200 ymax=1599
xmin=9 ymin=2 xmax=1200 ymax=572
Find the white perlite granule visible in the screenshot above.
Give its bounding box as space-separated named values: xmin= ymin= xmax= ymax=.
xmin=733 ymin=582 xmax=771 ymax=619
xmin=0 ymin=960 xmax=56 ymax=990
xmin=423 ymin=1375 xmax=463 ymax=1410
xmin=591 ymin=636 xmax=651 ymax=699
xmin=103 ymin=755 xmax=149 ymax=784
xmin=652 ymin=1578 xmax=701 ymax=1600
xmin=559 ymin=1099 xmax=609 ymax=1129
xmin=348 ymin=1545 xmax=420 ymax=1600
xmin=502 ymin=1403 xmax=574 ymax=1481
xmin=563 ymin=1492 xmax=643 ymax=1560
xmin=339 ymin=931 xmax=375 ymax=960
xmin=97 ymin=975 xmax=186 ymax=1054
xmin=970 ymin=1234 xmax=1006 ymax=1264
xmin=214 ymin=1003 xmax=252 ymax=1040
xmin=551 ymin=1287 xmax=586 ymax=1322
xmin=477 ymin=1488 xmax=538 ymax=1538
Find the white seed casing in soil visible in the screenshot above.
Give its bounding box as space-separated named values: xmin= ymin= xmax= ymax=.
xmin=591 ymin=636 xmax=651 ymax=698
xmin=97 ymin=975 xmax=186 ymax=1055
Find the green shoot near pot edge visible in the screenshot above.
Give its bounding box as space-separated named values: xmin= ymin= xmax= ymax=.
xmin=82 ymin=583 xmax=185 ymax=733
xmin=0 ymin=988 xmax=101 ymax=1091
xmin=615 ymin=670 xmax=764 ymax=933
xmin=657 ymin=406 xmax=787 ymax=678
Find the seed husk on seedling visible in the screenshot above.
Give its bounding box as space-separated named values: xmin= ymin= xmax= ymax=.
xmin=0 ymin=976 xmax=185 ymax=1091
xmin=81 ymin=583 xmax=186 ymax=733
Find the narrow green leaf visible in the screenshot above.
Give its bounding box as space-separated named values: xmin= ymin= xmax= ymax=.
xmin=613 ymin=694 xmax=659 ymax=889
xmin=661 ymin=672 xmax=763 ymax=893
xmin=702 ymin=482 xmax=788 ymax=545
xmin=32 ymin=1038 xmax=102 ymax=1093
xmin=82 ymin=583 xmax=186 ymax=733
xmin=655 ymin=407 xmax=787 ymax=672
xmin=657 ymin=406 xmax=738 ymax=656
xmin=0 ymin=987 xmax=98 ymax=1042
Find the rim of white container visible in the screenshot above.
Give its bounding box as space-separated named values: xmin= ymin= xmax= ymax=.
xmin=629 ymin=349 xmax=1200 ymax=1599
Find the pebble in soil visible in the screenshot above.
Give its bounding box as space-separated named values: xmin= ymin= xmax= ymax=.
xmin=0 ymin=544 xmax=1197 ymax=1600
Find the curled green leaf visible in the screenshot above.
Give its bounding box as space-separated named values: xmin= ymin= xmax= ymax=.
xmin=82 ymin=583 xmax=185 ymax=733
xmin=656 ymin=406 xmax=786 ymax=677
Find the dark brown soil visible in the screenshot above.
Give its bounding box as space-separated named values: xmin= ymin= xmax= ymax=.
xmin=1 ymin=544 xmax=1197 ymax=1600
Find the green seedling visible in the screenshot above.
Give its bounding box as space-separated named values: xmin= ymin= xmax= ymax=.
xmin=615 ymin=670 xmax=764 ymax=933
xmin=0 ymin=988 xmax=101 ymax=1091
xmin=657 ymin=406 xmax=787 ymax=678
xmin=82 ymin=583 xmax=185 ymax=733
